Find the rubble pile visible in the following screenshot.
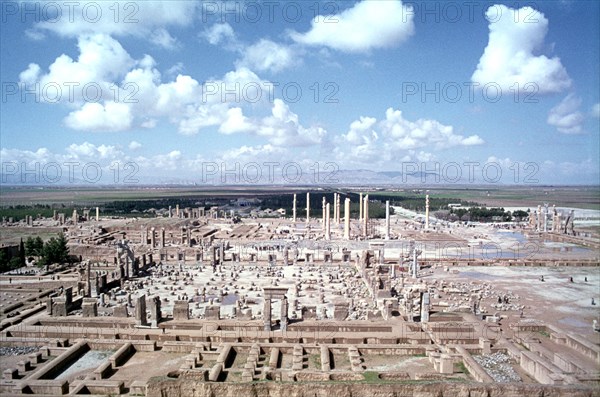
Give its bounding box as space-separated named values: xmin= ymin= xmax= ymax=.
xmin=474 ymin=352 xmax=522 ymax=383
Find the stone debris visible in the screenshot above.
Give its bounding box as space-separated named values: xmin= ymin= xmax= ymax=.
xmin=473 ymin=352 xmax=522 ymax=383
xmin=0 ymin=346 xmax=40 ymax=356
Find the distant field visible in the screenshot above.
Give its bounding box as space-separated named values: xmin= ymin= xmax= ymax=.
xmin=0 ymin=186 xmax=307 ymax=206
xmin=1 ymin=185 xmax=598 ymax=210
xmin=366 ymin=186 xmax=600 ymax=210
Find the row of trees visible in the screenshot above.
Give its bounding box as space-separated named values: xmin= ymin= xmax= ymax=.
xmin=435 ymin=207 xmax=530 ymax=222
xmin=24 ymin=234 xmax=70 ymax=269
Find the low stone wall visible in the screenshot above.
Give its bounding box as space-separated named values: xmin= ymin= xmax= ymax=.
xmin=28 ymin=340 xmax=89 ymax=380
xmin=520 ymin=350 xmax=565 ymax=385
xmin=548 ymin=325 xmax=600 ymax=362
xmin=455 ymin=346 xmax=494 ymax=383
xmin=146 ymin=378 xmax=598 ymax=397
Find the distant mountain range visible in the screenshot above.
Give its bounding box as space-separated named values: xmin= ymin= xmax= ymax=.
xmin=0 ymin=168 xmax=474 ymax=187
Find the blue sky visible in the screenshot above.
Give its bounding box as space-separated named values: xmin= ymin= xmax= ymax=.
xmin=1 ymin=0 xmax=599 ymax=185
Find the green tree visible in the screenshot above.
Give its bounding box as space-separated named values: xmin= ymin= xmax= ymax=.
xmin=0 ymin=250 xmax=9 ymax=272
xmin=25 ymin=236 xmax=44 ymax=257
xmin=38 ymin=233 xmax=70 ymax=269
xmin=19 ymin=238 xmax=26 ymax=267
xmin=8 ymin=257 xmax=22 ymax=270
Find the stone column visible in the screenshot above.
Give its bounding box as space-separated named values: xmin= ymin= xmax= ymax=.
xmin=211 ymin=245 xmax=217 ymax=268
xmin=293 ymin=193 xmax=297 ymax=223
xmin=385 ymin=200 xmax=390 ymax=240
xmin=263 ymin=299 xmax=272 ymax=331
xmin=160 ymin=228 xmax=165 ymax=248
xmin=363 ymin=195 xmax=369 ymax=237
xmin=359 ymin=193 xmax=363 ymax=222
xmin=421 ymin=292 xmax=430 ymax=323
xmin=283 ymin=246 xmax=289 ymax=266
xmin=95 ymin=207 xmax=99 ymax=222
xmin=412 ymin=246 xmax=418 ymax=278
xmin=322 ymin=197 xmax=326 ymax=231
xmin=176 ymin=204 xmax=180 ymax=218
xmin=332 ymin=193 xmax=337 ymax=224
xmin=537 ymin=205 xmax=542 ymax=231
xmin=306 ymin=192 xmax=310 ymax=223
xmin=150 ymin=296 xmax=162 ymax=327
xmin=425 ymin=194 xmax=430 ymax=230
xmin=281 ymin=297 xmax=288 ymax=331
xmin=325 ymin=203 xmax=331 ymax=240
xmin=135 ymin=295 xmax=147 ymax=326
xmin=168 ymin=205 xmax=172 ymax=218
xmin=150 ymin=227 xmax=156 ymax=248
xmin=336 ymin=193 xmax=341 ymax=224
xmin=187 ymin=228 xmax=192 ymax=247
xmin=344 ymin=198 xmax=350 ymax=240
xmin=72 ymin=209 xmax=78 ymax=225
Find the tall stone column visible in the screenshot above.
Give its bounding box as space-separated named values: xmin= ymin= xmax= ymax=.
xmin=292 ymin=193 xmax=297 ymax=223
xmin=150 ymin=227 xmax=156 ymax=248
xmin=412 ymin=246 xmax=418 ymax=278
xmin=263 ymin=299 xmax=272 ymax=331
xmin=86 ymin=262 xmax=91 ymax=297
xmin=359 ymin=193 xmax=363 ymax=222
xmin=95 ymin=207 xmax=99 ymax=222
xmin=363 ymin=195 xmax=369 ymax=237
xmin=385 ymin=200 xmax=390 ymax=240
xmin=332 ymin=193 xmax=337 ymax=224
xmin=160 ymin=228 xmax=165 ymax=248
xmin=325 ymin=203 xmax=331 ymax=240
xmin=425 ymin=194 xmax=430 ymax=230
xmin=336 ymin=194 xmax=341 ymax=224
xmin=281 ymin=297 xmax=288 ymax=331
xmin=322 ymin=197 xmax=326 ymax=231
xmin=176 ymin=204 xmax=180 ymax=218
xmin=344 ymin=198 xmax=350 ymax=240
xmin=306 ymin=193 xmax=310 ymax=223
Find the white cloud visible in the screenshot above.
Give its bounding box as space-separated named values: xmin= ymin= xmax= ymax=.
xmin=19 ymin=34 xmax=134 ymax=105
xmin=547 ymin=94 xmax=585 ymax=134
xmin=64 ymin=101 xmax=133 ymax=132
xmin=379 ymin=108 xmax=484 ymax=150
xmin=66 ymin=142 xmax=123 ymax=159
xmin=149 ymin=28 xmax=179 ymax=49
xmin=256 ymin=99 xmax=327 ymax=146
xmin=219 ymin=107 xmax=253 ymax=134
xmin=290 ymin=0 xmax=414 ymax=52
xmin=472 ymin=5 xmax=571 ymax=93
xmin=591 ymin=103 xmax=600 ymax=118
xmin=30 ymin=1 xmax=196 ymax=42
xmin=128 ymin=141 xmax=142 ymax=150
xmin=237 ymin=39 xmax=296 ymax=73
xmin=334 ymin=108 xmax=484 ymax=165
xmin=141 ymin=119 xmax=157 ymax=129
xmin=220 ymin=144 xmax=285 ymax=162
xmin=25 ymin=29 xmax=45 ymax=41
xmin=201 ymin=23 xmax=238 ymax=47
xmin=19 ymin=63 xmax=41 ymax=85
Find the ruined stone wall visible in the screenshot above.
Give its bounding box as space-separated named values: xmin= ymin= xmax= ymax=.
xmin=146 ymin=378 xmax=596 ymax=397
